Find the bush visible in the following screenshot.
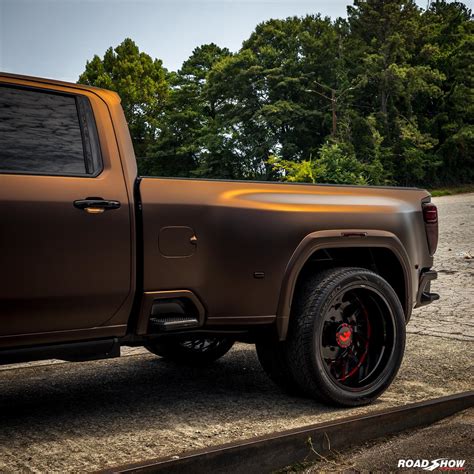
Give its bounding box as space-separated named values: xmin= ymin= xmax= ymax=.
xmin=270 ymin=142 xmax=386 ymax=186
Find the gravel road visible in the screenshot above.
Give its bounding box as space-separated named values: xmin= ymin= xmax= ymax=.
xmin=408 ymin=193 xmax=474 ymax=341
xmin=0 ymin=193 xmax=472 ymax=473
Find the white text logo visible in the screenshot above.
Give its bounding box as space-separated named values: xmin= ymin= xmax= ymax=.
xmin=398 ymin=459 xmax=466 ymax=471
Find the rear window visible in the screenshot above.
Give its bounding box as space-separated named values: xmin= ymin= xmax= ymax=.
xmin=0 ymin=85 xmax=101 ymax=176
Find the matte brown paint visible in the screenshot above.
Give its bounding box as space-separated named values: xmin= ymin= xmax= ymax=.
xmin=139 ymin=179 xmax=431 ymax=331
xmin=0 ymin=73 xmax=435 ymax=353
xmin=0 ymin=75 xmax=135 ymax=349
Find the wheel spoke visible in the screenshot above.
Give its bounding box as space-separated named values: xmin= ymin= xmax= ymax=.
xmin=320 ymin=286 xmax=394 ymax=389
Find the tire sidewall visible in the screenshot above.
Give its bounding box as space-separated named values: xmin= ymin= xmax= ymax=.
xmin=308 ymin=270 xmax=406 ymax=405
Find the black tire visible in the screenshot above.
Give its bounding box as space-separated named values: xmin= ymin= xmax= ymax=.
xmin=145 ymin=337 xmax=235 ymax=367
xmin=286 ymin=267 xmax=406 ymax=407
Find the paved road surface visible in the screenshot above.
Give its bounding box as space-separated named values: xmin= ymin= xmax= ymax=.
xmin=409 ymin=193 xmax=474 ymax=341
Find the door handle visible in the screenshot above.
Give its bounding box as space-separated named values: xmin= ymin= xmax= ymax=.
xmin=74 ymin=198 xmax=121 ymax=214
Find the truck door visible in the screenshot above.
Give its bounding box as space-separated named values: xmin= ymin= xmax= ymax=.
xmin=0 ymin=83 xmax=132 ymax=339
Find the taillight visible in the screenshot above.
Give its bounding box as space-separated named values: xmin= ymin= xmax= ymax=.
xmin=423 ymin=204 xmax=438 ymax=224
xmin=423 ymin=203 xmax=438 ymax=256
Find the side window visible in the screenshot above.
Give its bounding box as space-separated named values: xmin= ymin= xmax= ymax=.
xmin=0 ymin=85 xmax=102 ymax=176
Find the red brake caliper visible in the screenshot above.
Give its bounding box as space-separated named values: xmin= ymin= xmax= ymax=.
xmin=338 ymin=301 xmax=371 ymax=383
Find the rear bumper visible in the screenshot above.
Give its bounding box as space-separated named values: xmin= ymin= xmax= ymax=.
xmin=415 ymin=269 xmax=440 ymax=308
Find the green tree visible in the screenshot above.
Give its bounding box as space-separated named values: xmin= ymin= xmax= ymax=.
xmin=207 ymin=15 xmax=344 ymax=179
xmin=78 ymin=1 xmax=473 ymax=188
xmin=417 ymin=1 xmax=474 ymax=184
xmin=345 ymin=0 xmax=449 ymax=184
xmin=144 ymin=43 xmax=233 ymax=177
xmin=78 ymin=38 xmax=168 ymax=157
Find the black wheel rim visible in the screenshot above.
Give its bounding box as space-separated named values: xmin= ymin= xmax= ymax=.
xmin=180 ymin=338 xmax=225 ymax=353
xmin=319 ymin=285 xmax=396 ymax=391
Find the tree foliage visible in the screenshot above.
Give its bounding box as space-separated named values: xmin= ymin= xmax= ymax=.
xmin=143 ymin=43 xmax=234 ymax=178
xmin=79 ymin=1 xmax=473 ymax=187
xmin=78 ymin=38 xmax=168 ymax=156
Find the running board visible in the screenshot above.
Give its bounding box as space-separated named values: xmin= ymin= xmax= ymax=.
xmin=148 ymin=299 xmax=201 ymax=332
xmin=149 ymin=316 xmax=200 ymax=332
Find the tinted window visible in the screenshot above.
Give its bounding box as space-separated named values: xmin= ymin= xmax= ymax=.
xmin=0 ymin=86 xmax=91 ymax=175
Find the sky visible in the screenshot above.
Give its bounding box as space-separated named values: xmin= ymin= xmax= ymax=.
xmin=1 ymin=0 xmax=472 ymax=82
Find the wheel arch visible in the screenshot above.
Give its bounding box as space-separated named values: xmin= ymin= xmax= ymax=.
xmin=276 ymin=229 xmax=412 ymax=341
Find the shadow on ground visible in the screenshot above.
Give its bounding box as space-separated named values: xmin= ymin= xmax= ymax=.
xmin=0 ymin=346 xmax=332 ymax=443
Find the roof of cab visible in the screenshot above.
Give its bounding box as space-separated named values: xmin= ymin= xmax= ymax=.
xmin=0 ymin=71 xmax=121 ymax=104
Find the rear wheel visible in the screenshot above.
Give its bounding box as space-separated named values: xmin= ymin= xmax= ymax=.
xmin=145 ymin=337 xmax=235 ymax=367
xmin=258 ymin=267 xmax=406 ymax=406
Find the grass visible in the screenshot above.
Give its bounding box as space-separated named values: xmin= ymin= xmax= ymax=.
xmin=429 ymin=184 xmax=474 ymax=197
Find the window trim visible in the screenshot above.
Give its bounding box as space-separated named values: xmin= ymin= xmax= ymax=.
xmin=0 ymin=83 xmax=104 ymax=178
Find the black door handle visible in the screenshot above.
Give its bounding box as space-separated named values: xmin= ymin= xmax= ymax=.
xmin=74 ymin=198 xmax=121 ymax=214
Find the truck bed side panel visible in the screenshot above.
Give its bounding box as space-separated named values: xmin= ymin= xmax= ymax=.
xmin=139 ymin=178 xmax=432 ymax=323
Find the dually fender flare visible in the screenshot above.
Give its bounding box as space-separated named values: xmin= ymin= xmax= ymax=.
xmin=275 ymin=229 xmax=413 ymax=341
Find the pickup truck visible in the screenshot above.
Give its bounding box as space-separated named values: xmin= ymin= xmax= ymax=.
xmin=0 ymin=73 xmax=439 ymax=407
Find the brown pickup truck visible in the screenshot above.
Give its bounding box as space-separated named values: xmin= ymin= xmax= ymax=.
xmin=0 ymin=73 xmax=439 ymax=406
